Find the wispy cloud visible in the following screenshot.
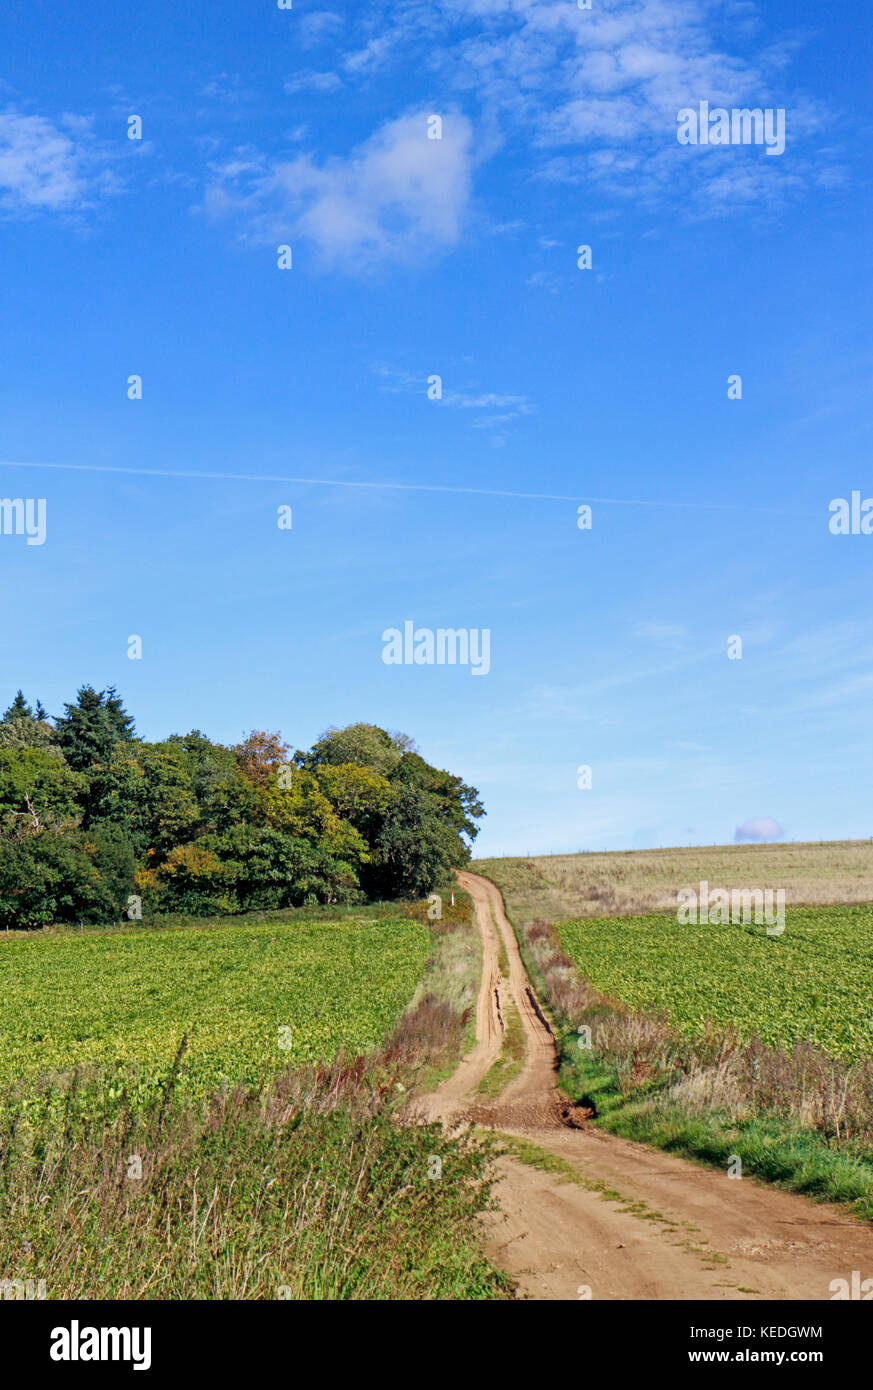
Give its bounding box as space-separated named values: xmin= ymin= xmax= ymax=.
xmin=525 ymin=269 xmax=561 ymax=293
xmin=633 ymin=620 xmax=691 ymax=652
xmin=342 ymin=32 xmax=404 ymax=75
xmin=297 ymin=10 xmax=346 ymax=49
xmin=0 ymin=109 xmax=118 ymax=214
xmin=199 ymin=2 xmax=846 ymax=273
xmin=371 ymin=362 xmax=534 ymax=443
xmin=312 ymin=0 xmax=845 ymax=216
xmin=199 ymin=74 xmax=256 ymax=106
xmin=201 ymin=108 xmax=474 ymax=270
xmin=283 ymin=71 xmax=344 ymax=95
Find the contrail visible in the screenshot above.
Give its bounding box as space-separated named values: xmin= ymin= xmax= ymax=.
xmin=0 ymin=459 xmax=804 ymax=514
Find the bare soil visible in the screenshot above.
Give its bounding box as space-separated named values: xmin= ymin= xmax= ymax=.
xmin=420 ymin=871 xmax=873 ymax=1301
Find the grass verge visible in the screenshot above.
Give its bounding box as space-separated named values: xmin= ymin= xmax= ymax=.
xmin=476 ymin=1003 xmax=526 ymax=1099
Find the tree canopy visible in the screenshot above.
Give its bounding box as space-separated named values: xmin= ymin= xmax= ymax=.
xmin=0 ymin=694 xmax=484 ymax=929
xmin=54 ymin=686 xmax=136 ymax=772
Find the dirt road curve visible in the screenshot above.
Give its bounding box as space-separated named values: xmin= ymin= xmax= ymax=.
xmin=421 ymin=871 xmax=873 ymax=1301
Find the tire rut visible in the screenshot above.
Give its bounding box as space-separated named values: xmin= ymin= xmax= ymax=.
xmin=422 ymin=870 xmax=873 ymax=1301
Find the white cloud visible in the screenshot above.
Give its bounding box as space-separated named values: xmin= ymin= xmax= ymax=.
xmin=321 ymin=0 xmax=844 ymax=215
xmin=0 ymin=110 xmax=111 ymax=212
xmin=200 ymin=1 xmax=844 ymax=265
xmin=371 ymin=363 xmax=534 ymax=440
xmin=447 ymin=390 xmax=533 ymax=413
xmin=199 ymin=74 xmax=254 ymax=106
xmin=371 ymin=363 xmax=420 ymax=391
xmin=297 ymin=10 xmax=345 ymax=48
xmin=284 ymin=70 xmax=343 ymax=95
xmin=525 ymin=269 xmax=560 ymax=293
xmin=735 ymin=817 xmax=783 ymax=842
xmin=343 ymin=33 xmax=402 ymax=74
xmin=203 ymin=109 xmax=474 ymax=269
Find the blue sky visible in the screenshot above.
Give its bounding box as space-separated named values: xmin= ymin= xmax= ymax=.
xmin=0 ymin=0 xmax=871 ymax=856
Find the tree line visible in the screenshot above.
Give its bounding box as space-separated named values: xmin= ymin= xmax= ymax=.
xmin=0 ymin=687 xmax=484 ymax=929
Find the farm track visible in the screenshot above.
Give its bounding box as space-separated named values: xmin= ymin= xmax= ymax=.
xmin=421 ymin=871 xmax=873 ymax=1301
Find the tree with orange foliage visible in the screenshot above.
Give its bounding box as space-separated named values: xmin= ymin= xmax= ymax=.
xmin=233 ymin=730 xmax=290 ymax=791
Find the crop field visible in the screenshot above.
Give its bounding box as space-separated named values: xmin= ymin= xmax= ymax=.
xmin=557 ymin=903 xmax=873 ymax=1061
xmin=1 ymin=914 xmax=430 ymax=1102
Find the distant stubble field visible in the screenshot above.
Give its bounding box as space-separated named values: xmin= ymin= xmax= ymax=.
xmin=476 ymin=840 xmax=873 ymax=925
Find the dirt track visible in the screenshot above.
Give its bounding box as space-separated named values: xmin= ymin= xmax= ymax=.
xmin=421 ymin=871 xmax=873 ymax=1301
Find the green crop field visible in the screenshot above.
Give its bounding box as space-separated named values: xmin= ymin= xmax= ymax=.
xmin=557 ymin=903 xmax=873 ymax=1061
xmin=1 ymin=914 xmax=430 ymax=1103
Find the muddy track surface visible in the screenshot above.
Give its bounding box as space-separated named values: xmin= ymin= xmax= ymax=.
xmin=421 ymin=871 xmax=873 ymax=1301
